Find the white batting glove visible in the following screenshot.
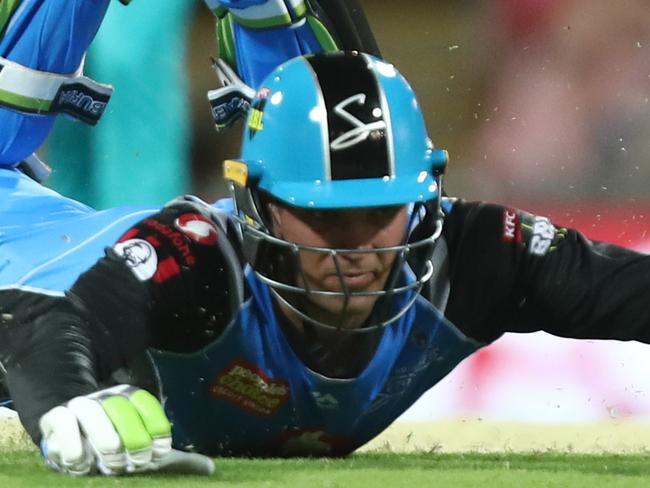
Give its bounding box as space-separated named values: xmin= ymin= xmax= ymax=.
xmin=39 ymin=385 xmax=214 ymax=476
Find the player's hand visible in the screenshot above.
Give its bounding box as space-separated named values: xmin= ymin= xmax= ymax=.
xmin=207 ymin=58 xmax=256 ymax=130
xmin=38 ymin=384 xmax=215 ymax=476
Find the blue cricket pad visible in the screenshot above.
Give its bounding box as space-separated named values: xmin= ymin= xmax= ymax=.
xmin=0 ymin=0 xmax=111 ymax=166
xmin=233 ymin=21 xmax=327 ymax=89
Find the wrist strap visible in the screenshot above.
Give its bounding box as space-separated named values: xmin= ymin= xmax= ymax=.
xmin=0 ymin=56 xmax=113 ymax=125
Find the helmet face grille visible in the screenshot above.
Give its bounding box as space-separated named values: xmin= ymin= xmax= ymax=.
xmin=231 ymin=193 xmax=443 ymax=332
xmin=307 ymin=54 xmax=392 ymax=181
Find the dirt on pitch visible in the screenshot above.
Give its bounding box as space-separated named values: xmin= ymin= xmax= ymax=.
xmin=3 ymin=416 xmax=650 ymax=453
xmin=0 ymin=417 xmax=31 ymax=450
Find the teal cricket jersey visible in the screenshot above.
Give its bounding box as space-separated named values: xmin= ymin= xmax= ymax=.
xmin=151 ymin=265 xmax=483 ymax=456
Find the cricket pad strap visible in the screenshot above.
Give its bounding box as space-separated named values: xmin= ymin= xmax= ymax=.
xmin=0 ymin=56 xmax=113 ymax=125
xmin=206 ymin=0 xmax=310 ymax=29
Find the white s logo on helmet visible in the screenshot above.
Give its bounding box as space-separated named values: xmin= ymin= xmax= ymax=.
xmin=330 ymin=94 xmax=387 ymax=151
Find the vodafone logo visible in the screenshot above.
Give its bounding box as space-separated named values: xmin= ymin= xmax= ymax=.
xmin=174 ymin=213 xmax=218 ymax=245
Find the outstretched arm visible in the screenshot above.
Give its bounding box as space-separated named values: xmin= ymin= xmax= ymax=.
xmin=0 ymin=197 xmax=237 ymax=475
xmin=442 ymin=200 xmax=650 ymax=344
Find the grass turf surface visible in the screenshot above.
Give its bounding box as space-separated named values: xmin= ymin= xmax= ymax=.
xmin=2 ymin=449 xmax=650 ymax=487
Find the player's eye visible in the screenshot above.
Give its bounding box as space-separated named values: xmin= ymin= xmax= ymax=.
xmin=369 ymin=205 xmax=402 ymax=222
xmin=310 ymin=210 xmax=328 ymax=221
xmin=290 ymin=207 xmax=333 ymax=226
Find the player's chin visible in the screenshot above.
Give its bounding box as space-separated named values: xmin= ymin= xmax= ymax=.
xmin=321 ymin=271 xmax=378 ymax=291
xmin=308 ymin=294 xmax=379 ymax=329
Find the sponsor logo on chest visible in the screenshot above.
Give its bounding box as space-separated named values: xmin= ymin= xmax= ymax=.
xmin=210 ymin=360 xmax=290 ymax=416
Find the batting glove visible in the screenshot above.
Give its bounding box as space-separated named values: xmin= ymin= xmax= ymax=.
xmin=39 ymin=384 xmax=214 ymax=476
xmin=207 ymin=57 xmax=255 ymax=130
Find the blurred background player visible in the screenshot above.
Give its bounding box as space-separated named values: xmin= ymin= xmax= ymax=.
xmin=0 ymin=0 xmax=379 ymax=205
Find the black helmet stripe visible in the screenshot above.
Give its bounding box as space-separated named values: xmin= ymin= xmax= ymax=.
xmin=307 ymin=53 xmax=393 ymax=181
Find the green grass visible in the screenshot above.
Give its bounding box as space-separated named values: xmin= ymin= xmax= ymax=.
xmin=2 ymin=448 xmax=650 ymax=487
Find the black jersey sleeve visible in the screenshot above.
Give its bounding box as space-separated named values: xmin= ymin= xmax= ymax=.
xmin=0 ymin=291 xmax=100 ymax=443
xmin=443 ymin=200 xmax=650 ymax=344
xmin=70 ymin=198 xmax=244 ymax=370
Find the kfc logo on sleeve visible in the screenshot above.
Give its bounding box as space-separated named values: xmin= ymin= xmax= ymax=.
xmin=114 ymin=239 xmax=158 ymax=281
xmin=502 ymin=208 xmax=521 ymax=243
xmin=174 ymin=213 xmax=218 ymax=246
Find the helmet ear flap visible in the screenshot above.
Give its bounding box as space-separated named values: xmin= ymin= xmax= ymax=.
xmin=225 ymin=159 xmax=267 ymax=271
xmin=251 ymin=191 xmax=306 ymax=291
xmin=251 ymin=190 xmax=281 ymax=234
xmin=227 ymin=176 xmax=301 ymax=289
xmin=406 ymin=194 xmax=442 ymax=276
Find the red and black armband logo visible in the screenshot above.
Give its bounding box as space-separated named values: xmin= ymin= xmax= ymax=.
xmin=113 ymin=208 xmax=220 ymax=285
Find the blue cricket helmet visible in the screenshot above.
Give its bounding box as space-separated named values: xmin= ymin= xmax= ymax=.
xmin=224 ymin=52 xmax=447 ymax=331
xmin=228 ymin=51 xmax=447 ymax=209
